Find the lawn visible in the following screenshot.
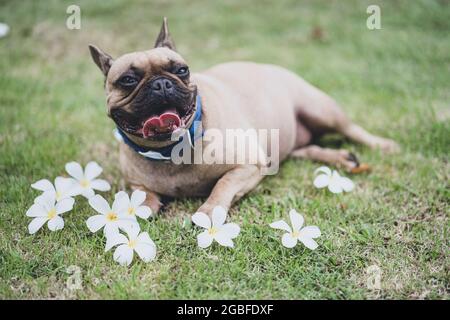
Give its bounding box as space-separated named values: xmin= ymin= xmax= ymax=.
xmin=0 ymin=0 xmax=448 ymax=299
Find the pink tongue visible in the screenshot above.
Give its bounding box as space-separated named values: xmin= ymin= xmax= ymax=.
xmin=142 ymin=112 xmax=181 ymax=137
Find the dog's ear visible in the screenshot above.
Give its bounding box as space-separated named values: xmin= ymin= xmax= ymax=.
xmin=154 ymin=17 xmax=176 ymax=51
xmin=89 ymin=44 xmax=114 ymax=76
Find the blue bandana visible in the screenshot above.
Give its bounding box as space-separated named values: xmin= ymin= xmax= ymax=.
xmin=115 ymin=95 xmax=202 ymax=161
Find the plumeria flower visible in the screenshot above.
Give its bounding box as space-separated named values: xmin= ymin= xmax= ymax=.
xmin=313 ymin=166 xmax=354 ymax=194
xmin=31 ymin=177 xmax=78 ymax=202
xmin=105 ymin=225 xmax=157 ymax=266
xmin=270 ymin=209 xmax=321 ymax=250
xmin=114 ymin=190 xmax=153 ymax=220
xmin=26 ymin=193 xmax=74 ymax=234
xmin=191 ymin=206 xmax=240 ymax=248
xmin=0 ymin=23 xmax=9 ymax=38
xmin=86 ymin=194 xmax=137 ymax=237
xmin=65 ymin=161 xmax=111 ymax=198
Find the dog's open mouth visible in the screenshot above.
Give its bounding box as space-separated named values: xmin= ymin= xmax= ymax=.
xmin=113 ymin=98 xmax=196 ymax=140
xmin=140 ymin=109 xmax=182 ymax=138
xmin=138 ymin=100 xmax=195 ymax=138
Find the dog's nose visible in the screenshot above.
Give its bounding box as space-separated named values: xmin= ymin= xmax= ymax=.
xmin=151 ymin=78 xmax=173 ymax=94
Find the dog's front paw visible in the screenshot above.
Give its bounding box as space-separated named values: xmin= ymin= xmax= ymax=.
xmin=131 ymin=186 xmax=163 ymax=216
xmin=144 ymin=196 xmax=163 ymax=216
xmin=196 ymin=203 xmax=228 ymax=218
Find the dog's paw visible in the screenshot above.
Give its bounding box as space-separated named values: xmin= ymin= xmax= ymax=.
xmin=196 ymin=203 xmax=228 ymax=218
xmin=335 ymin=149 xmax=360 ymax=172
xmin=131 ymin=186 xmax=163 ymax=215
xmin=371 ymin=138 xmax=400 ymax=154
xmin=145 ymin=197 xmax=163 ymax=216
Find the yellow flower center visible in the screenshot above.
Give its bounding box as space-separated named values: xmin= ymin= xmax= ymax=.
xmin=80 ymin=179 xmax=90 ymax=188
xmin=291 ymin=231 xmax=300 ymax=238
xmin=106 ymin=212 xmax=118 ymax=222
xmin=128 ymin=240 xmax=137 ymax=248
xmin=47 ymin=208 xmax=57 ymax=219
xmin=208 ymin=227 xmax=218 ymax=236
xmin=127 ymin=207 xmax=136 ymax=215
xmin=55 ymin=191 xmax=61 ymax=201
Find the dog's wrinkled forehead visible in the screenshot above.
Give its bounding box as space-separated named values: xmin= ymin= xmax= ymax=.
xmin=107 ymin=47 xmax=186 ymax=85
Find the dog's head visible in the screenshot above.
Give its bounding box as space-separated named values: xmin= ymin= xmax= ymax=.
xmin=89 ymin=18 xmax=197 ymax=143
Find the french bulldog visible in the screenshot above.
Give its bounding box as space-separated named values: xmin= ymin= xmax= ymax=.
xmin=89 ymin=17 xmax=398 ymax=215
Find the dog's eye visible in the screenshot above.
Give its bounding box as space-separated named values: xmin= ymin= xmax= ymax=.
xmin=176 ymin=66 xmax=189 ymax=77
xmin=118 ymin=75 xmax=138 ymax=87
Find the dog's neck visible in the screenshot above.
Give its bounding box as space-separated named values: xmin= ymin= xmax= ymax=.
xmin=122 ymin=96 xmax=200 ymax=149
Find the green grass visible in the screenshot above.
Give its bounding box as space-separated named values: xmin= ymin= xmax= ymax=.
xmin=0 ymin=0 xmax=449 ymax=299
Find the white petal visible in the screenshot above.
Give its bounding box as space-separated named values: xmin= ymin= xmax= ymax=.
xmin=34 ymin=192 xmax=55 ymax=206
xmin=28 ymin=217 xmax=48 ymax=234
xmin=112 ymin=194 xmax=129 ymax=213
xmin=90 ymin=179 xmax=111 ymax=192
xmin=314 ymin=166 xmax=331 ymax=176
xmin=197 ymin=230 xmax=213 ymax=248
xmin=135 ymin=243 xmax=157 ymax=262
xmin=105 ymin=232 xmax=128 ymax=251
xmin=269 ymin=220 xmax=292 ymax=233
xmin=281 ymin=233 xmax=298 ymax=248
xmin=88 ymin=194 xmax=111 ymax=214
xmin=115 ymin=191 xmax=128 ymax=199
xmin=340 ymin=177 xmax=355 ymax=192
xmin=298 ymin=236 xmax=319 ymax=250
xmin=34 ymin=192 xmax=56 ymax=210
xmin=54 ymin=176 xmax=70 ymax=191
xmin=289 ymin=209 xmax=304 ymax=231
xmin=298 ymin=226 xmax=321 ymax=239
xmin=113 ymin=244 xmax=134 ymax=266
xmin=328 ymin=174 xmax=343 ymax=193
xmin=31 ymin=179 xmax=54 ymax=192
xmin=65 ymin=162 xmax=84 ymax=180
xmin=214 ymin=232 xmax=234 ymax=247
xmin=86 ymin=215 xmax=106 ymax=233
xmin=118 ymin=219 xmax=140 ymax=236
xmin=192 ymin=212 xmax=211 ymax=229
xmin=55 ymin=198 xmax=74 ymax=214
xmin=212 ymin=206 xmax=227 ymax=227
xmin=313 ymin=174 xmax=330 ymax=188
xmin=137 ymin=232 xmax=156 ymax=246
xmin=130 ymin=190 xmax=146 ymax=207
xmin=85 ymin=161 xmax=103 ymax=180
xmin=26 ymin=203 xmax=47 ymax=217
xmin=66 ymin=179 xmax=83 ymax=196
xmin=104 ymin=223 xmax=120 ymax=238
xmin=122 ymin=222 xmax=141 ymax=239
xmin=135 ymin=206 xmax=152 ymax=219
xmin=114 ymin=191 xmax=129 ymax=200
xmin=221 ymin=223 xmax=240 ymax=239
xmin=81 ymin=187 xmax=96 ymax=199
xmin=47 ymin=216 xmax=64 ymax=231
xmin=55 ymin=177 xmax=78 ymax=197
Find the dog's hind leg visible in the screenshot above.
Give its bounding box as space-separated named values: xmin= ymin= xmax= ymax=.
xmin=291 ymin=76 xmax=399 ymax=153
xmin=291 ymin=145 xmax=359 ymax=171
xmin=339 ymin=123 xmax=399 ymax=153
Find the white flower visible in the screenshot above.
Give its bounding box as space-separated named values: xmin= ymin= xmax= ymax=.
xmin=86 ymin=194 xmax=137 ymax=237
xmin=31 ymin=177 xmax=78 ymax=202
xmin=0 ymin=23 xmax=9 ymax=38
xmin=65 ymin=161 xmax=111 ymax=198
xmin=105 ymin=225 xmax=157 ymax=266
xmin=114 ymin=190 xmax=152 ymax=220
xmin=270 ymin=209 xmax=321 ymax=250
xmin=26 ymin=193 xmax=74 ymax=234
xmin=313 ymin=166 xmax=354 ymax=193
xmin=191 ymin=206 xmax=240 ymax=248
